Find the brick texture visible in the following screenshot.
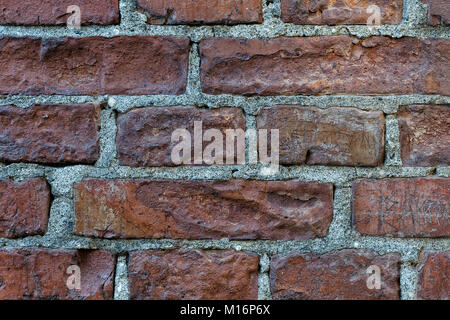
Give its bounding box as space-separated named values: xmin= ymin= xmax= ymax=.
xmin=257 ymin=106 xmax=385 ymax=166
xmin=0 ymin=105 xmax=100 ymax=164
xmin=129 ymin=250 xmax=259 ymax=299
xmin=270 ymin=249 xmax=401 ymax=300
xmin=0 ymin=36 xmax=189 ymax=95
xmin=281 ymin=0 xmax=403 ymax=25
xmin=398 ymin=105 xmax=450 ymax=167
xmin=417 ymin=251 xmax=449 ymax=300
xmin=0 ymin=179 xmax=50 ymax=238
xmin=423 ymin=0 xmax=449 ymax=26
xmin=0 ymin=249 xmax=115 ymax=300
xmin=0 ymin=0 xmax=119 ymax=26
xmin=74 ymin=179 xmax=333 ymax=240
xmin=200 ymin=36 xmax=449 ymax=96
xmin=137 ymin=0 xmax=263 ymax=25
xmin=352 ymin=178 xmax=449 ymax=237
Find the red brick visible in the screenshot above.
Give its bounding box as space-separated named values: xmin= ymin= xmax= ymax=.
xmin=423 ymin=0 xmax=449 ymax=26
xmin=270 ymin=249 xmax=401 ymax=300
xmin=398 ymin=105 xmax=450 ymax=167
xmin=0 ymin=249 xmax=115 ymax=300
xmin=417 ymin=251 xmax=449 ymax=300
xmin=281 ymin=0 xmax=403 ymax=25
xmin=0 ymin=105 xmax=100 ymax=164
xmin=0 ymin=0 xmax=119 ymax=26
xmin=0 ymin=179 xmax=50 ymax=238
xmin=0 ymin=36 xmax=189 ymax=95
xmin=257 ymin=106 xmax=385 ymax=166
xmin=137 ymin=0 xmax=262 ymax=25
xmin=74 ymin=179 xmax=333 ymax=240
xmin=129 ymin=250 xmax=259 ymax=299
xmin=352 ymin=178 xmax=449 ymax=237
xmin=117 ymin=107 xmax=246 ymax=167
xmin=200 ymin=36 xmax=449 ymax=96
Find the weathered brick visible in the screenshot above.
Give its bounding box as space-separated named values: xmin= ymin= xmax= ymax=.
xmin=257 ymin=106 xmax=385 ymax=166
xmin=270 ymin=249 xmax=401 ymax=300
xmin=0 ymin=179 xmax=50 ymax=238
xmin=74 ymin=179 xmax=333 ymax=240
xmin=352 ymin=178 xmax=449 ymax=237
xmin=0 ymin=0 xmax=119 ymax=26
xmin=200 ymin=36 xmax=449 ymax=96
xmin=137 ymin=0 xmax=262 ymax=25
xmin=398 ymin=105 xmax=450 ymax=167
xmin=117 ymin=107 xmax=246 ymax=167
xmin=0 ymin=105 xmax=100 ymax=164
xmin=281 ymin=0 xmax=403 ymax=25
xmin=129 ymin=250 xmax=259 ymax=299
xmin=0 ymin=36 xmax=189 ymax=95
xmin=423 ymin=0 xmax=449 ymax=26
xmin=417 ymin=251 xmax=449 ymax=300
xmin=0 ymin=249 xmax=115 ymax=300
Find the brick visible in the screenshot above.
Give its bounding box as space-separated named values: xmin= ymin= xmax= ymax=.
xmin=0 ymin=105 xmax=100 ymax=164
xmin=417 ymin=251 xmax=449 ymax=300
xmin=257 ymin=106 xmax=385 ymax=166
xmin=352 ymin=178 xmax=449 ymax=237
xmin=74 ymin=179 xmax=333 ymax=240
xmin=200 ymin=36 xmax=449 ymax=96
xmin=0 ymin=249 xmax=115 ymax=300
xmin=423 ymin=0 xmax=449 ymax=26
xmin=0 ymin=179 xmax=50 ymax=238
xmin=117 ymin=107 xmax=246 ymax=167
xmin=137 ymin=0 xmax=262 ymax=25
xmin=129 ymin=250 xmax=259 ymax=299
xmin=270 ymin=249 xmax=401 ymax=300
xmin=281 ymin=0 xmax=403 ymax=25
xmin=398 ymin=105 xmax=450 ymax=167
xmin=0 ymin=0 xmax=119 ymax=26
xmin=0 ymin=36 xmax=189 ymax=95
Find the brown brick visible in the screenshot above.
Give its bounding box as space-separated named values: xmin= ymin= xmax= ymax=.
xmin=129 ymin=250 xmax=259 ymax=299
xmin=0 ymin=36 xmax=189 ymax=95
xmin=257 ymin=106 xmax=385 ymax=166
xmin=0 ymin=0 xmax=119 ymax=26
xmin=137 ymin=0 xmax=262 ymax=25
xmin=200 ymin=36 xmax=449 ymax=96
xmin=0 ymin=249 xmax=115 ymax=300
xmin=0 ymin=105 xmax=100 ymax=164
xmin=423 ymin=0 xmax=449 ymax=26
xmin=352 ymin=178 xmax=449 ymax=237
xmin=117 ymin=107 xmax=246 ymax=167
xmin=398 ymin=105 xmax=450 ymax=167
xmin=281 ymin=0 xmax=403 ymax=25
xmin=417 ymin=251 xmax=449 ymax=300
xmin=0 ymin=179 xmax=50 ymax=238
xmin=270 ymin=249 xmax=401 ymax=300
xmin=74 ymin=179 xmax=333 ymax=240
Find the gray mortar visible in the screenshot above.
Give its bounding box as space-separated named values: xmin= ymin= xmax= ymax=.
xmin=0 ymin=0 xmax=448 ymax=300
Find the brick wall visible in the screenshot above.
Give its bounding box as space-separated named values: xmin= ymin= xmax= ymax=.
xmin=0 ymin=0 xmax=448 ymax=300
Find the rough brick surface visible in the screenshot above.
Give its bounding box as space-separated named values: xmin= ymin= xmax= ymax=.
xmin=398 ymin=105 xmax=450 ymax=167
xmin=417 ymin=251 xmax=449 ymax=300
xmin=0 ymin=36 xmax=189 ymax=95
xmin=257 ymin=106 xmax=385 ymax=166
xmin=281 ymin=0 xmax=403 ymax=25
xmin=0 ymin=179 xmax=50 ymax=238
xmin=0 ymin=105 xmax=100 ymax=164
xmin=0 ymin=0 xmax=119 ymax=26
xmin=117 ymin=107 xmax=246 ymax=167
xmin=200 ymin=36 xmax=449 ymax=96
xmin=270 ymin=249 xmax=401 ymax=300
xmin=74 ymin=179 xmax=333 ymax=240
xmin=129 ymin=250 xmax=259 ymax=299
xmin=137 ymin=0 xmax=262 ymax=25
xmin=352 ymin=178 xmax=449 ymax=237
xmin=423 ymin=0 xmax=449 ymax=25
xmin=0 ymin=249 xmax=115 ymax=300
